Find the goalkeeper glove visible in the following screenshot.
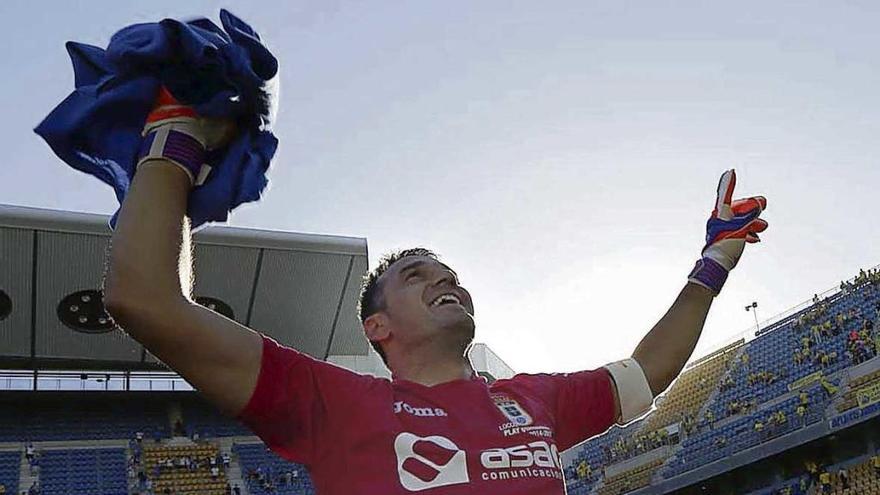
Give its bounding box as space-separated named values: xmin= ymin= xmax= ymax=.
xmin=136 ymin=87 xmax=235 ymax=187
xmin=688 ymin=169 xmax=768 ymax=294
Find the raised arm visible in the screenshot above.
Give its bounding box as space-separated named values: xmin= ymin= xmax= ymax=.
xmin=103 ymin=91 xmax=262 ymax=416
xmin=633 ymin=282 xmax=714 ymax=395
xmin=635 ymin=170 xmax=767 ymax=395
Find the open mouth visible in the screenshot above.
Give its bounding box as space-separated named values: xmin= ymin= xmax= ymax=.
xmin=429 ymin=293 xmax=463 ymax=309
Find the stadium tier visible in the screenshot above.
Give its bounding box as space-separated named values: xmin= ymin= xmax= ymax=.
xmin=565 ymin=266 xmax=880 ymax=495
xmin=0 ymin=394 xmax=169 ymax=442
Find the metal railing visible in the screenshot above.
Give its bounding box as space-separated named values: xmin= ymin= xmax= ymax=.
xmin=0 ymin=369 xmax=194 ymax=392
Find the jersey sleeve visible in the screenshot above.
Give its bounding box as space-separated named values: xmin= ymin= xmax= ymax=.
xmin=512 ymin=369 xmax=617 ymax=451
xmin=235 ymin=334 xmax=372 ymax=465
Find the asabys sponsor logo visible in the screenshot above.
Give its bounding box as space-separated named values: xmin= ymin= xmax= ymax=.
xmin=479 ymin=440 xmax=564 ymax=482
xmin=394 ymin=432 xmax=469 ymax=491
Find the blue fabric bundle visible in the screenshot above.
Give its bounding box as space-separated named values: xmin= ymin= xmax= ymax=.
xmin=34 ymin=9 xmax=279 ymax=230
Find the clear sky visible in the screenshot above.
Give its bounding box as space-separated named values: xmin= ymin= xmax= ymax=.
xmin=2 ymin=1 xmax=879 ymax=374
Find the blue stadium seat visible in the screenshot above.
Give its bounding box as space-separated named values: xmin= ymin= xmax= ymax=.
xmin=0 ymin=451 xmax=21 ymax=495
xmin=40 ymin=448 xmax=127 ymax=495
xmin=182 ymin=401 xmax=252 ymax=438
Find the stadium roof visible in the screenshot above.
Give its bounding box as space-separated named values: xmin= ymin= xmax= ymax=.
xmin=0 ymin=204 xmax=370 ymax=371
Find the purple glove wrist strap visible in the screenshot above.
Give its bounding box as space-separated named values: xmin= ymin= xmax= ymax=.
xmin=137 ymin=128 xmax=205 ymax=183
xmin=688 ymin=257 xmax=728 ymax=294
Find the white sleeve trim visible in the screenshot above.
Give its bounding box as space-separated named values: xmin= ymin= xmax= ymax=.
xmin=604 ymin=358 xmax=655 ymax=424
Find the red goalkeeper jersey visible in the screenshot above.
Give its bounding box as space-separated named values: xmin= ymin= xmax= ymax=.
xmin=237 ymin=335 xmax=616 ymax=494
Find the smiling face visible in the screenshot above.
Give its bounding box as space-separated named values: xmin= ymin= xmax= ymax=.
xmin=365 ymin=255 xmax=475 ymax=363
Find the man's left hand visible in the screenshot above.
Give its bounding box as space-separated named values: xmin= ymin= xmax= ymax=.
xmin=688 ymin=169 xmax=768 ymax=294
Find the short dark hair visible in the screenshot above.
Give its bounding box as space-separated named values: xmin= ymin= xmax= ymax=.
xmin=358 ymin=247 xmax=440 ymax=367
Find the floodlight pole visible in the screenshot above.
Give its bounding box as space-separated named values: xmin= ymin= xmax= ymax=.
xmin=745 ymin=301 xmax=759 ymax=334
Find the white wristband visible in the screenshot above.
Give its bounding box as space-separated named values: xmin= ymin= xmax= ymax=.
xmin=604 ymin=358 xmax=655 ymax=424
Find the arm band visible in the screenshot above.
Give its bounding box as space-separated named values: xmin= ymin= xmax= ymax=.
xmin=137 ymin=124 xmax=211 ymax=186
xmin=604 ymin=358 xmax=655 ymax=424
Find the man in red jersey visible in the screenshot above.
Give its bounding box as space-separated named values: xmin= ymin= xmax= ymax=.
xmin=105 ymin=92 xmax=768 ymax=494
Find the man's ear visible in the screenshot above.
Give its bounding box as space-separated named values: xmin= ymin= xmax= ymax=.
xmin=364 ymin=313 xmax=391 ymax=343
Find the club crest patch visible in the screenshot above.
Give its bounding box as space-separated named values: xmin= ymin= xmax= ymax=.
xmin=492 ymin=394 xmax=533 ymax=426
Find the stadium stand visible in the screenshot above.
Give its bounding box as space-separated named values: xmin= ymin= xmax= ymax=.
xmin=0 ymin=262 xmax=878 ymax=495
xmin=564 ymin=265 xmax=880 ymax=494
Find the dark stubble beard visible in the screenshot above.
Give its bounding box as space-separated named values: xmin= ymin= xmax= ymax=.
xmin=444 ymin=315 xmax=475 ymax=358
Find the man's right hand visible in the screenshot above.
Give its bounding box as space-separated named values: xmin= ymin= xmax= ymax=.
xmin=137 ymin=87 xmax=236 ymax=187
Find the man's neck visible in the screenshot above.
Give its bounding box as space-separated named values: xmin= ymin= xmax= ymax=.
xmin=390 ymin=351 xmax=475 ymax=387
